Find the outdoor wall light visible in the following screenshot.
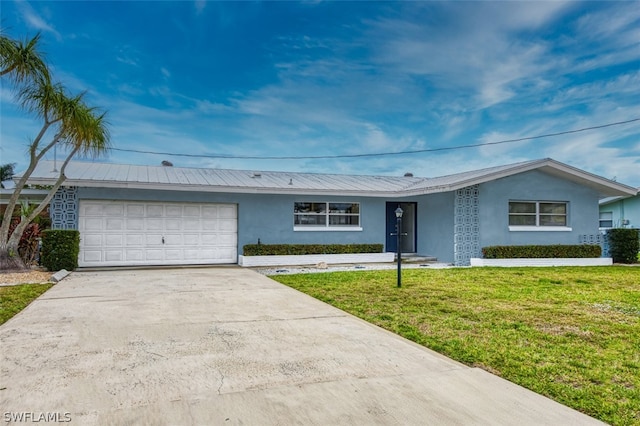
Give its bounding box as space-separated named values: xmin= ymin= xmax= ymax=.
xmin=395 ymin=206 xmax=403 ymax=288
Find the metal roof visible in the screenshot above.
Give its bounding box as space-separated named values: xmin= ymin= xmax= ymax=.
xmin=20 ymin=158 xmax=637 ymax=198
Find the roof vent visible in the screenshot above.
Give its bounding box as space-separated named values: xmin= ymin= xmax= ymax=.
xmin=251 ymin=172 xmax=262 ymax=178
xmin=404 ymin=172 xmax=414 ymax=177
xmin=161 ymin=160 xmax=173 ymax=167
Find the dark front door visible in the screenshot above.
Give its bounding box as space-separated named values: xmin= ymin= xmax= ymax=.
xmin=385 ymin=202 xmax=417 ymax=253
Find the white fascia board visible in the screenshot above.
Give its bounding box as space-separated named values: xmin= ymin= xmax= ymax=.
xmin=27 ymin=178 xmax=403 ymax=198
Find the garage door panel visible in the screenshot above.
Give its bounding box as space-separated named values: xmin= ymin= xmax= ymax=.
xmin=215 ymin=234 xmax=237 ymax=245
xmin=145 ymin=234 xmax=163 ymax=246
xmin=146 ymin=219 xmax=163 ymax=230
xmin=84 ymin=218 xmax=103 ymax=230
xmin=83 ymin=204 xmax=103 ymax=216
xmin=125 ymin=234 xmax=144 ymax=246
xmin=184 ymin=206 xmax=200 ymax=216
xmin=165 ymin=206 xmax=182 ymax=217
xmin=104 ymin=204 xmax=124 ymax=215
xmin=146 ymin=205 xmax=163 ymax=217
xmin=219 ymin=219 xmax=237 ymax=231
xmin=217 ymin=205 xmax=235 ymax=215
xmin=83 ymin=250 xmax=102 ymax=262
xmin=125 ymin=249 xmax=145 ymax=261
xmin=183 ymin=219 xmax=200 ymax=230
xmin=145 ymin=249 xmax=164 ymax=261
xmin=164 ymin=249 xmax=183 ymax=259
xmin=127 ymin=204 xmax=145 ymax=216
xmin=165 ymin=219 xmax=182 ymax=230
xmin=105 ymin=235 xmax=123 ymax=246
xmin=106 ymin=218 xmax=124 ymax=230
xmin=127 ymin=219 xmax=144 ymax=230
xmin=104 ymin=250 xmax=123 ymax=262
xmin=183 ymin=234 xmax=200 ymax=245
xmin=84 ymin=234 xmax=102 ymax=246
xmin=163 ymin=234 xmax=183 ymax=245
xmin=79 ymin=201 xmax=237 ymax=267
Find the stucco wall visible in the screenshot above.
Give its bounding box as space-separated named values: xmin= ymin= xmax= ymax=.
xmin=416 ymin=192 xmax=455 ymax=263
xmin=76 ymin=187 xmax=387 ymax=256
xmin=478 ymin=170 xmax=601 ymax=248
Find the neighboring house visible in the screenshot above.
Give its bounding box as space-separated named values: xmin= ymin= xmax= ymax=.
xmin=599 ymin=189 xmax=640 ymax=230
xmin=19 ymin=158 xmax=637 ymax=267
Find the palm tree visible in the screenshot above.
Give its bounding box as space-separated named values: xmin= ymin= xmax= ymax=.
xmin=0 ymin=32 xmax=50 ymax=84
xmin=0 ymin=32 xmax=110 ymax=270
xmin=0 ymin=163 xmax=16 ymax=188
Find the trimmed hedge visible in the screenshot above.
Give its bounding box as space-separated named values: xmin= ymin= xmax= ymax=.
xmin=482 ymin=244 xmax=601 ymax=259
xmin=243 ymin=243 xmax=383 ymax=256
xmin=41 ymin=229 xmax=80 ymax=271
xmin=607 ymin=228 xmax=639 ymax=264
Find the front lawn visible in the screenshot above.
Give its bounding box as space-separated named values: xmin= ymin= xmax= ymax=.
xmin=272 ymin=266 xmax=639 ymax=425
xmin=0 ymin=284 xmax=53 ymax=325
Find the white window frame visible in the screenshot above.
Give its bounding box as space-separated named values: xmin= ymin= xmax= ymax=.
xmin=599 ymin=211 xmax=613 ymax=230
xmin=508 ymin=201 xmax=571 ymax=232
xmin=293 ymin=201 xmax=362 ymax=231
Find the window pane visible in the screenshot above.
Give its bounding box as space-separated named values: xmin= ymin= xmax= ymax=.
xmin=540 ymin=215 xmax=566 ymax=226
xmin=509 ymin=215 xmax=536 ymax=226
xmin=329 ymin=203 xmax=359 ymax=214
xmin=599 ymin=212 xmax=613 ymax=228
xmin=294 ymin=203 xmax=310 ymax=213
xmin=294 ymin=202 xmax=326 ymax=213
xmin=509 ymin=202 xmax=536 ymax=214
xmin=540 ymin=203 xmax=566 ymax=214
xmin=329 ymin=215 xmax=360 ymax=226
xmin=294 ymin=214 xmax=326 ymax=225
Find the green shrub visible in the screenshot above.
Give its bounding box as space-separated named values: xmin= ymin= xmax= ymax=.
xmin=607 ymin=228 xmax=639 ymax=264
xmin=243 ymin=243 xmax=383 ymax=256
xmin=482 ymin=244 xmax=601 ymax=259
xmin=41 ymin=229 xmax=80 ymax=271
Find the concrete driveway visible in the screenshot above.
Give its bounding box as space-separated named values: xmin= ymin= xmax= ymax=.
xmin=1 ymin=268 xmax=602 ymax=425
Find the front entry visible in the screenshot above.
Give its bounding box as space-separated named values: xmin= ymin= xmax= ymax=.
xmin=385 ymin=202 xmax=417 ymax=253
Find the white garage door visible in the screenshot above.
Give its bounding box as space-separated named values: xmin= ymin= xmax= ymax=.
xmin=78 ymin=200 xmax=237 ymax=267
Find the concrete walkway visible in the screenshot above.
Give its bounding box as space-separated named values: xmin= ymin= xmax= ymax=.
xmin=1 ymin=268 xmax=603 ymax=425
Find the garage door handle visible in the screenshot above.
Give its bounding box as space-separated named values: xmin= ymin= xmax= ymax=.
xmin=162 ymin=237 xmax=165 ymax=244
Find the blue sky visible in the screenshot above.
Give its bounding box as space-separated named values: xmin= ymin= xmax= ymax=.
xmin=1 ymin=1 xmax=639 ymax=185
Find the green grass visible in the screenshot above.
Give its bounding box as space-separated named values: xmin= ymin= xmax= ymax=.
xmin=272 ymin=266 xmax=640 ymax=425
xmin=0 ymin=283 xmax=53 ymax=325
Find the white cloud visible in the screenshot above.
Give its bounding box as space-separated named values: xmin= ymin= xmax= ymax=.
xmin=194 ymin=0 xmax=206 ymax=15
xmin=15 ymin=1 xmax=62 ymax=41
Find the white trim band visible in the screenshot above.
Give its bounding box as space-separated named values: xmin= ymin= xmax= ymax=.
xmin=509 ymin=226 xmax=572 ymax=232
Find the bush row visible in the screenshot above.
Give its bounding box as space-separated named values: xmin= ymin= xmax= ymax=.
xmin=482 ymin=244 xmax=601 ymax=259
xmin=607 ymin=228 xmax=639 ymax=264
xmin=41 ymin=229 xmax=79 ymax=271
xmin=243 ymin=243 xmax=383 ymax=256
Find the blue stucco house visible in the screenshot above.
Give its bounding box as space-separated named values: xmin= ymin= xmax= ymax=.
xmin=23 ymin=158 xmax=636 ymax=267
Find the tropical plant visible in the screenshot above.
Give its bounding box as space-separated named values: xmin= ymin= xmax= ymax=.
xmin=0 ymin=30 xmax=110 ymax=270
xmin=0 ymin=32 xmax=49 ymax=84
xmin=0 ymin=163 xmax=16 ymax=187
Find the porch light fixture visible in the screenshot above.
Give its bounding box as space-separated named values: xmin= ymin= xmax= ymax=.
xmin=395 ymin=206 xmax=403 ymax=288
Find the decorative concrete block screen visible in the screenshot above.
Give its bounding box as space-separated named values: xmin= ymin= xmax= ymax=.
xmin=454 ymin=185 xmax=480 ymax=266
xmin=51 ymin=186 xmax=78 ymax=230
xmin=579 ymin=233 xmax=608 ymax=257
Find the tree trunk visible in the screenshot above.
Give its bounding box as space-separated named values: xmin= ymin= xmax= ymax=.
xmin=0 ymin=127 xmax=57 ymax=247
xmin=1 ymin=143 xmax=75 ymax=273
xmin=0 ymin=241 xmax=27 ymax=271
